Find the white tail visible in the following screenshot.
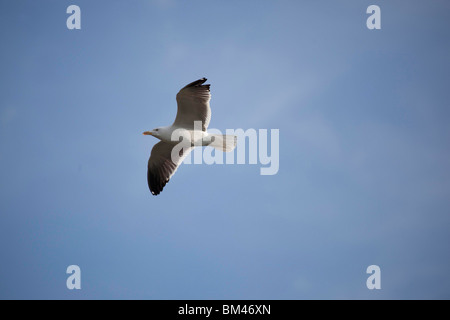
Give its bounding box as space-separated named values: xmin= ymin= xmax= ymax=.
xmin=208 ymin=134 xmax=237 ymax=152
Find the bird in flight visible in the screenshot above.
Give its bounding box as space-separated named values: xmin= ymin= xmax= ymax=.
xmin=143 ymin=78 xmax=237 ymax=195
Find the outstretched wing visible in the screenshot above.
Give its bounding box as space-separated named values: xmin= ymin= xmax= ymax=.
xmin=147 ymin=141 xmax=192 ymax=195
xmin=173 ymin=78 xmax=211 ymax=131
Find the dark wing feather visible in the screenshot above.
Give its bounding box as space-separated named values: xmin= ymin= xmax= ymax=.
xmin=147 ymin=141 xmax=192 ymax=195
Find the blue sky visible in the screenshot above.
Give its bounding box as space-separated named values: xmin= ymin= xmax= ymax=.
xmin=0 ymin=0 xmax=449 ymax=299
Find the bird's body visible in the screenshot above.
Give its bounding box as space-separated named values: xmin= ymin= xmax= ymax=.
xmin=143 ymin=78 xmax=237 ymax=195
xmin=147 ymin=126 xmax=212 ymax=147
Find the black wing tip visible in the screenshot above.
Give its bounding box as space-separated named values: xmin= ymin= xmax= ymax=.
xmin=147 ymin=169 xmax=170 ymax=196
xmin=148 ymin=179 xmax=169 ymax=196
xmin=182 ymin=77 xmax=209 ymax=89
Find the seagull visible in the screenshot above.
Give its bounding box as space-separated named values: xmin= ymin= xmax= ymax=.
xmin=143 ymin=78 xmax=237 ymax=195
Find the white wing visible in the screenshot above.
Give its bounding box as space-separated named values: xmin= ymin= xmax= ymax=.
xmin=147 ymin=141 xmax=192 ymax=195
xmin=173 ymin=78 xmax=211 ymax=131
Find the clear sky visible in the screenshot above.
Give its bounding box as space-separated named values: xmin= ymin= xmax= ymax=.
xmin=0 ymin=0 xmax=449 ymax=299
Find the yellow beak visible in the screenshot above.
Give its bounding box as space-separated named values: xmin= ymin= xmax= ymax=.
xmin=143 ymin=131 xmax=153 ymax=136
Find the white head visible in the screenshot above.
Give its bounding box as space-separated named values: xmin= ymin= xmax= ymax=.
xmin=143 ymin=127 xmax=163 ymax=139
xmin=143 ymin=126 xmax=175 ymax=141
